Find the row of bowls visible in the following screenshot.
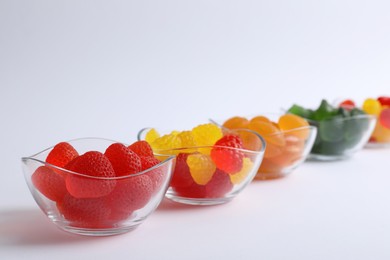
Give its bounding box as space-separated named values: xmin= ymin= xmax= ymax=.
xmin=21 ymin=111 xmax=384 ymax=236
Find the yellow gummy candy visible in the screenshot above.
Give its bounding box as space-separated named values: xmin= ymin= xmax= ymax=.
xmin=191 ymin=123 xmax=223 ymax=146
xmin=230 ymin=157 xmax=254 ymax=184
xmin=151 ymin=132 xmax=182 ymax=154
xmin=187 ymin=153 xmax=216 ymax=185
xmin=145 ymin=128 xmax=160 ymax=144
xmin=178 ymin=131 xmax=197 ymax=147
xmin=363 ymin=98 xmax=382 ymax=116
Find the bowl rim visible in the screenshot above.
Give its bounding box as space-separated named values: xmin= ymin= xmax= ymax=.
xmin=137 ymin=127 xmax=267 ymax=155
xmin=21 ymin=137 xmax=176 ymax=180
xmin=304 ymin=113 xmax=377 ymax=124
xmin=280 ymin=107 xmax=378 ymax=123
xmin=209 ymin=118 xmax=318 ymax=138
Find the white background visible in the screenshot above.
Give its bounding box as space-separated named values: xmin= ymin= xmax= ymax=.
xmin=1 ymin=0 xmax=390 ymax=259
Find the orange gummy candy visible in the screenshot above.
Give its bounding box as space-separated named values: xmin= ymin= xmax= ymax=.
xmin=223 ymin=116 xmax=250 ymax=129
xmin=278 ymin=114 xmax=309 ymax=139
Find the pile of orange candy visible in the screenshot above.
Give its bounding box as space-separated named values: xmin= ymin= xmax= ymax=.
xmin=223 ymin=114 xmax=311 ymax=179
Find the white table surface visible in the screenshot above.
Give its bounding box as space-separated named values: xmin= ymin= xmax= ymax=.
xmin=1 ymin=1 xmax=390 ymax=259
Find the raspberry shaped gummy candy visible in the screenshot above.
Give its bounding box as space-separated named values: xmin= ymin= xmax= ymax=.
xmin=210 ymin=134 xmax=244 ymax=174
xmin=187 ymin=153 xmax=216 ymax=185
xmin=150 ymin=131 xmax=182 ymax=154
xmin=229 ymin=157 xmax=254 ymax=184
xmin=46 ymin=142 xmax=79 ymax=168
xmin=32 ymin=166 xmax=67 ymax=202
xmin=191 ymin=123 xmax=223 ymax=147
xmin=65 ymin=151 xmax=116 ymax=198
xmin=128 ymin=140 xmax=154 ymax=157
xmin=205 ymin=169 xmax=233 ymax=198
xmin=170 ymin=153 xmax=195 ymax=189
xmin=105 ymin=143 xmax=141 ymax=176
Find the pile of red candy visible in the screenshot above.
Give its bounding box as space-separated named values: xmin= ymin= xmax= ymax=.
xmin=32 ymin=141 xmax=165 ymax=228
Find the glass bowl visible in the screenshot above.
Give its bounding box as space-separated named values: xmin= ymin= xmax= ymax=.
xmin=21 ymin=138 xmax=175 ymax=236
xmin=137 ymin=127 xmax=265 ymax=206
xmin=333 ymin=98 xmax=390 ymax=148
xmin=210 ymin=115 xmax=317 ymax=180
xmin=308 ymin=115 xmax=376 ymax=160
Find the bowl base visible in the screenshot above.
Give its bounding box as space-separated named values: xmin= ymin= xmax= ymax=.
xmin=365 ymin=142 xmax=390 ymax=148
xmin=308 ymin=153 xmax=352 ymax=161
xmin=59 ymin=224 xmax=140 ymax=236
xmin=254 ymin=173 xmax=286 ymax=180
xmin=165 ymin=193 xmax=233 ymax=206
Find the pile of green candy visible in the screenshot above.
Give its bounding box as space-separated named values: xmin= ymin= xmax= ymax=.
xmin=287 ymin=100 xmax=371 ymax=156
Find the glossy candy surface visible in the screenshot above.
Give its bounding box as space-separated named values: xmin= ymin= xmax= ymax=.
xmin=222 ymin=114 xmax=314 ymax=179
xmin=140 ymin=124 xmax=265 ymax=204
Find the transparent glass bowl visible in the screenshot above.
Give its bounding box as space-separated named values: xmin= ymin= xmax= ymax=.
xmin=21 ymin=138 xmax=175 ymax=236
xmin=333 ymin=98 xmax=390 ymax=148
xmin=138 ymin=128 xmax=265 ymax=205
xmin=210 ymin=116 xmax=317 ymax=180
xmin=308 ymin=115 xmax=376 ymax=160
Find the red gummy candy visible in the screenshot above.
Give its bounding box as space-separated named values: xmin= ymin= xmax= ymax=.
xmin=379 ymin=108 xmax=390 ymax=129
xmin=205 ymin=169 xmax=233 ymax=198
xmin=128 ymin=140 xmax=154 ymax=157
xmin=210 ymin=135 xmax=244 ymax=174
xmin=173 ymin=182 xmax=206 ymax=198
xmin=57 ymin=193 xmax=112 ymax=228
xmin=339 ymin=99 xmax=355 ymax=110
xmin=170 ymin=153 xmax=194 ymax=189
xmin=32 ymin=166 xmax=67 ymax=202
xmin=140 ymin=156 xmax=165 ymax=194
xmin=105 ymin=174 xmax=153 ymax=216
xmin=65 ymin=151 xmax=116 ymax=198
xmin=46 ymin=142 xmax=79 ymax=168
xmin=104 ymin=143 xmax=141 ymax=176
xmin=173 ymin=170 xmax=233 ymax=199
xmin=378 ymin=96 xmax=390 ymax=106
